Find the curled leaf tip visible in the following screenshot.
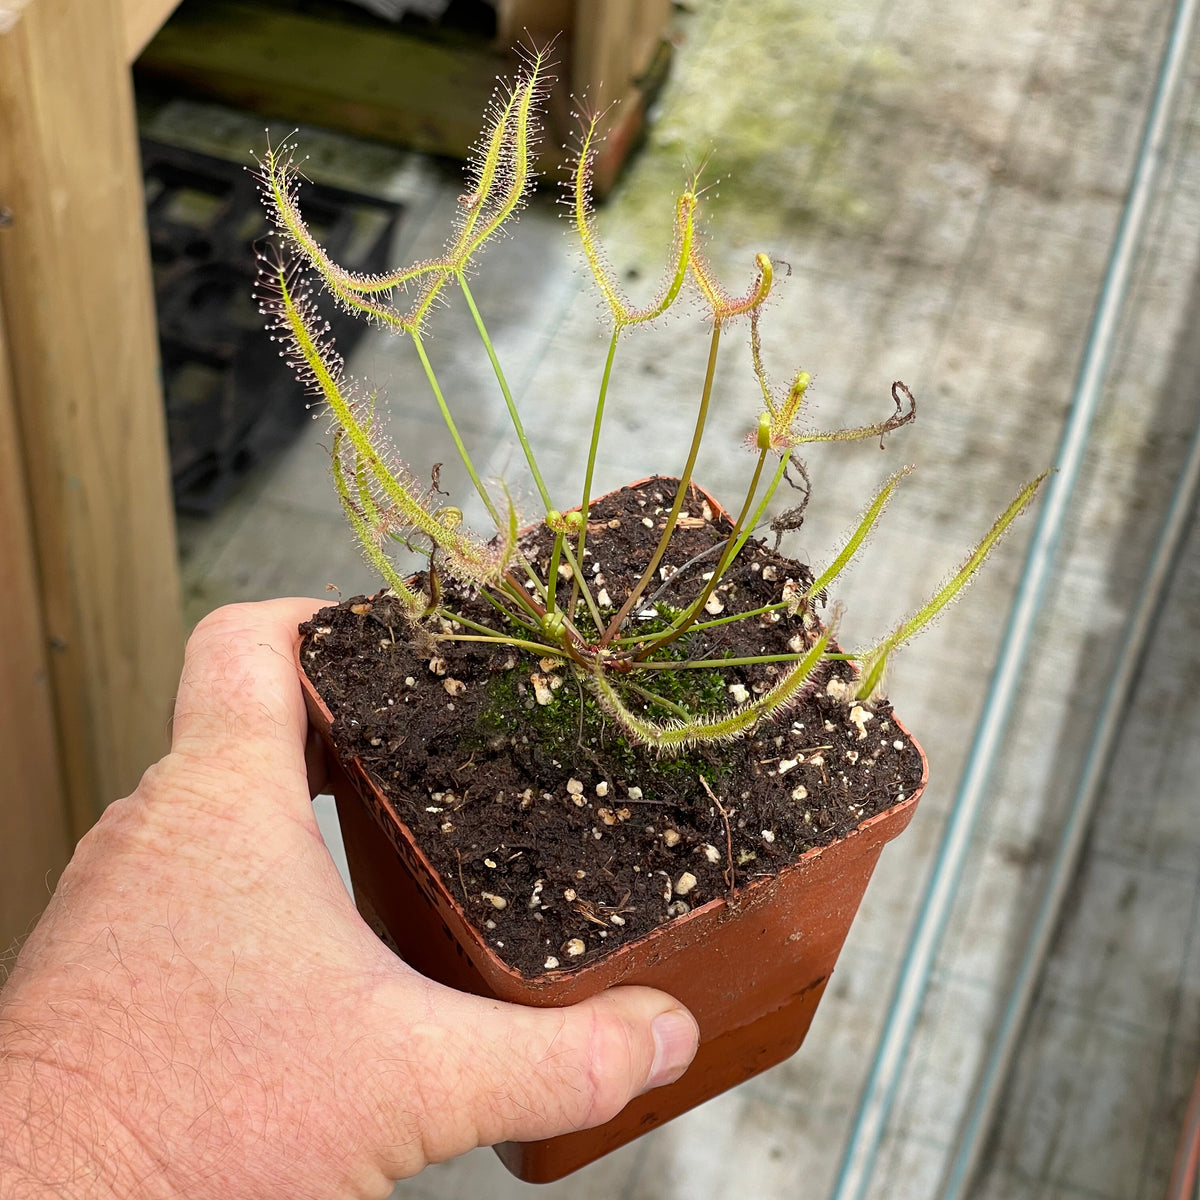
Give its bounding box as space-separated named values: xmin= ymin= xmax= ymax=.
xmin=691 ymin=247 xmax=775 ymax=325
xmin=757 ymin=412 xmax=773 ymax=451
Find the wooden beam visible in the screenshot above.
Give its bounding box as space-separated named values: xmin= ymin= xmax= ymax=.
xmin=121 ymin=0 xmax=181 ymax=63
xmin=0 ymin=293 xmax=72 ymax=949
xmin=136 ymin=2 xmax=510 ymax=161
xmin=134 ymin=0 xmax=669 ymax=194
xmin=0 ymin=0 xmax=184 ymax=836
xmin=572 ymin=0 xmax=672 ymax=196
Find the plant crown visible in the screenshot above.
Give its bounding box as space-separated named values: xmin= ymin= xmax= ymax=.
xmin=256 ymin=52 xmax=1048 ymax=754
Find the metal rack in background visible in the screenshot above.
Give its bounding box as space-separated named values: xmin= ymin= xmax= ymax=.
xmin=829 ymin=0 xmax=1200 ymax=1194
xmin=142 ymin=139 xmax=403 ymax=513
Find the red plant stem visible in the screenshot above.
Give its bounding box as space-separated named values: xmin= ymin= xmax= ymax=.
xmin=634 ymin=447 xmax=769 ymax=661
xmin=502 ymin=573 xmax=593 ymax=669
xmin=600 ymin=322 xmax=723 ymax=644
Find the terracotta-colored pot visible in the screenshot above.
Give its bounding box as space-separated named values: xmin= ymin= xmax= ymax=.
xmin=300 ymin=475 xmax=926 ymax=1179
xmin=300 ymin=674 xmax=926 ymax=1182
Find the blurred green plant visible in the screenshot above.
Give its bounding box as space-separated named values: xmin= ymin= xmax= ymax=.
xmin=257 ymin=50 xmax=1047 ymax=752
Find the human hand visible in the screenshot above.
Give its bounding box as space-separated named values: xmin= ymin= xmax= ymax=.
xmin=0 ymin=599 xmax=698 ymax=1200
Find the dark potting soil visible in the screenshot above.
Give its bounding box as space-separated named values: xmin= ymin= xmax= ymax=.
xmin=301 ymin=478 xmax=925 ymax=977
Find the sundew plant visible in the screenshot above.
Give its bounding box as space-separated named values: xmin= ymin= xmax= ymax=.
xmin=257 ymin=52 xmax=1046 ymax=752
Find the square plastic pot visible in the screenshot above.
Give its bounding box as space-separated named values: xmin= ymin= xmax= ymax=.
xmin=300 ymin=663 xmax=926 ymax=1182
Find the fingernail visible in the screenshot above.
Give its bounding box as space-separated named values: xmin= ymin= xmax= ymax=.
xmin=647 ymin=1009 xmax=699 ymax=1091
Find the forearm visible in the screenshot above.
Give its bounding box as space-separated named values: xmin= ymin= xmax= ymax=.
xmin=0 ymin=803 xmax=254 ymax=1200
xmin=0 ymin=969 xmax=408 ymax=1200
xmin=0 ymin=1025 xmax=166 ymax=1200
xmin=0 ymin=850 xmax=399 ymax=1200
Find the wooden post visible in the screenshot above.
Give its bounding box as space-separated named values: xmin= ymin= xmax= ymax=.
xmin=0 ymin=0 xmax=184 ymax=840
xmin=572 ymin=0 xmax=673 ymax=195
xmin=0 ymin=294 xmax=71 ymax=949
xmin=493 ymin=0 xmax=573 ymax=48
xmin=122 ymin=0 xmax=181 ymax=60
xmin=573 ymin=0 xmax=671 ymax=109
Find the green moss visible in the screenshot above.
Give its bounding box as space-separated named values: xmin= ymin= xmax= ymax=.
xmin=474 ymin=652 xmax=734 ymax=798
xmin=599 ymin=0 xmax=908 ymax=260
xmin=634 ymin=654 xmax=730 ymax=714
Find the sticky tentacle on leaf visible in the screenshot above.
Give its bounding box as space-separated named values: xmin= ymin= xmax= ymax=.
xmin=588 ymin=624 xmax=832 ymax=754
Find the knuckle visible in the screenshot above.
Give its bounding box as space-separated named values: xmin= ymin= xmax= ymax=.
xmin=189 ymin=601 xmax=261 ymax=641
xmin=573 ymin=1007 xmax=639 ymax=1128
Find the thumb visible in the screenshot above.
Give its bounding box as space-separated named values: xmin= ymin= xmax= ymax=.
xmin=377 ymin=984 xmax=699 ymax=1167
xmin=170 ymin=598 xmax=323 ymax=779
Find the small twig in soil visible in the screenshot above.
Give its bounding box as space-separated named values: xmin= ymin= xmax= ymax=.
xmin=850 ymin=780 xmax=914 ymax=806
xmin=573 ymin=900 xmax=612 ymax=928
xmin=699 ymin=776 xmax=737 ymax=903
xmin=573 ymin=676 xmax=588 ymax=747
xmin=644 ymin=541 xmax=726 ymax=606
xmin=454 ymin=849 xmax=468 ymax=905
xmin=601 ymin=889 xmax=633 ymax=913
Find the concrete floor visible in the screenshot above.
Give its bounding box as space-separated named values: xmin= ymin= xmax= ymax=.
xmin=158 ymin=0 xmax=1200 ymax=1195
